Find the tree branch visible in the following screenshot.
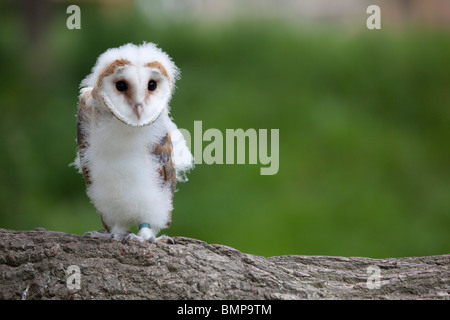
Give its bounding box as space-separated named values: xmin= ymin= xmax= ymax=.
xmin=0 ymin=228 xmax=448 ymax=299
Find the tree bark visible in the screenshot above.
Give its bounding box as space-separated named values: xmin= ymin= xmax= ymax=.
xmin=0 ymin=228 xmax=448 ymax=300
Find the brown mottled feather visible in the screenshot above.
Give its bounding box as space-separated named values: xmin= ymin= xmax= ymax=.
xmin=152 ymin=132 xmax=176 ymax=227
xmin=145 ymin=61 xmax=171 ymax=84
xmin=93 ymin=59 xmax=131 ymax=96
xmin=77 ymin=89 xmax=111 ymax=232
xmin=76 ymin=89 xmax=93 ymax=186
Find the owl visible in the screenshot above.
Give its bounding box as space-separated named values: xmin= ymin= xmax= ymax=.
xmin=73 ymin=42 xmax=193 ymax=243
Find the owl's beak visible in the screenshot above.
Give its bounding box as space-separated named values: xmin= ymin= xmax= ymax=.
xmin=133 ymin=103 xmax=143 ymax=120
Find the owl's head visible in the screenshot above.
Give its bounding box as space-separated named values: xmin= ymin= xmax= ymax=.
xmin=81 ymin=42 xmax=180 ymax=127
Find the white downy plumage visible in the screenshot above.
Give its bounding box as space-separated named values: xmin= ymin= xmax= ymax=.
xmin=73 ymin=43 xmax=193 ymax=243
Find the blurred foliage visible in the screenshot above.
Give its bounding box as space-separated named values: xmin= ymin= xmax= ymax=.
xmin=0 ymin=1 xmax=449 ymax=258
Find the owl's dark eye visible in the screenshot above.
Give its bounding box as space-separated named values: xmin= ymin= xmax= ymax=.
xmin=115 ymin=81 xmax=127 ymax=92
xmin=148 ymin=80 xmax=157 ymax=91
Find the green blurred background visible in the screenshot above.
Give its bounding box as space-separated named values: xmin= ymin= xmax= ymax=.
xmin=0 ymin=0 xmax=449 ymax=258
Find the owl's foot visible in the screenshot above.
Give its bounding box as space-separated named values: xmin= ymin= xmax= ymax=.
xmin=155 ymin=234 xmax=175 ymax=244
xmin=122 ymin=228 xmax=174 ymax=244
xmin=122 ymin=233 xmax=153 ymax=243
xmin=122 ymin=234 xmax=174 ymax=244
xmin=83 ymin=230 xmax=129 ymax=241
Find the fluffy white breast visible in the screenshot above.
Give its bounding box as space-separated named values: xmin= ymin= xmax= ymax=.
xmin=84 ymin=115 xmax=172 ymax=232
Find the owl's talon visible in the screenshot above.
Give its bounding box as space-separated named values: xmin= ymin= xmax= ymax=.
xmin=110 ymin=233 xmax=127 ymax=241
xmin=122 ymin=233 xmax=142 ymax=243
xmin=155 ymin=235 xmax=174 ymax=244
xmin=83 ymin=230 xmax=109 ymax=238
xmin=121 ymin=233 xmax=173 ymax=244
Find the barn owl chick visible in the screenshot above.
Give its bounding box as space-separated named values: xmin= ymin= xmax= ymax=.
xmin=73 ymin=42 xmax=193 ymax=243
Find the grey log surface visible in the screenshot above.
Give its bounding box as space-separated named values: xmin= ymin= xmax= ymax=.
xmin=0 ymin=228 xmax=448 ymax=300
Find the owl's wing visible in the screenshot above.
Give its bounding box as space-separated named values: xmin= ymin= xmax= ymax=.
xmin=164 ymin=116 xmax=194 ymax=181
xmin=152 ymin=132 xmax=176 ymax=227
xmin=76 ymin=88 xmax=94 ymax=186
